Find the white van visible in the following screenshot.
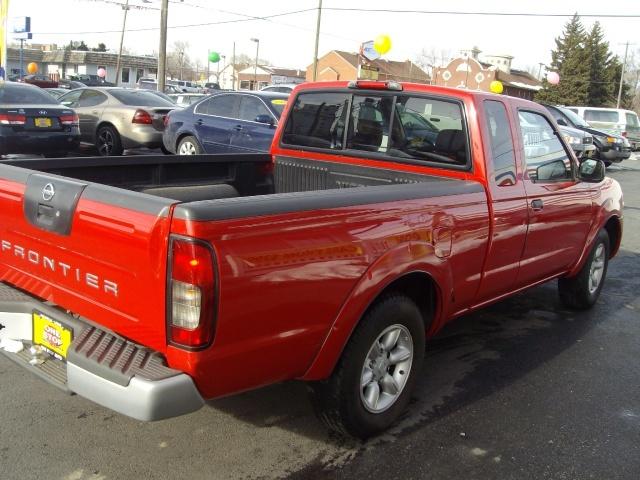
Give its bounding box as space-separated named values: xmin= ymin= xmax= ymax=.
xmin=167 ymin=79 xmax=201 ymax=93
xmin=567 ymin=106 xmax=640 ymax=150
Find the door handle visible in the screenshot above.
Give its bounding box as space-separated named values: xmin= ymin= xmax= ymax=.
xmin=195 ymin=119 xmax=203 ymax=126
xmin=530 ymin=199 xmax=544 ymax=211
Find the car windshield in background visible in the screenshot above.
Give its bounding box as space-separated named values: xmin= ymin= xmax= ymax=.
xmin=0 ymin=84 xmax=58 ymax=104
xmin=559 ymin=106 xmax=590 ymax=128
xmin=269 ymin=97 xmax=288 ymax=118
xmin=109 ymin=89 xmax=175 ymax=107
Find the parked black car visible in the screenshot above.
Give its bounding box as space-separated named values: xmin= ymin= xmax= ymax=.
xmin=542 ymin=103 xmax=630 ymax=166
xmin=69 ymin=74 xmax=115 ymax=87
xmin=58 ymin=79 xmax=87 ymax=90
xmin=0 ymin=82 xmax=80 ymax=157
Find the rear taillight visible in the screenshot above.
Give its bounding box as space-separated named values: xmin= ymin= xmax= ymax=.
xmin=132 ymin=109 xmax=153 ymax=125
xmin=168 ymin=237 xmax=216 ymax=349
xmin=59 ymin=113 xmax=79 ymax=125
xmin=0 ymin=113 xmax=26 ymax=125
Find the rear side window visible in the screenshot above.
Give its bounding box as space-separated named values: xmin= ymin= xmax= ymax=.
xmin=584 ymin=110 xmax=618 ymax=123
xmin=78 ymin=90 xmax=107 ymax=107
xmin=518 ymin=111 xmax=572 ymax=182
xmin=282 ymin=92 xmax=349 ymax=149
xmin=484 ymin=100 xmax=516 ymax=186
xmin=625 ymin=112 xmax=639 ymax=127
xmin=198 ymin=94 xmax=239 ymax=118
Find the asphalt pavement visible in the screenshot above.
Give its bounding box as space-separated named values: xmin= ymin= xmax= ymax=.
xmin=0 ymin=154 xmax=639 ymax=480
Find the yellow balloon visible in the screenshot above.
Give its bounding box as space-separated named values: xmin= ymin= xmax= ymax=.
xmin=373 ymin=35 xmax=392 ymax=55
xmin=27 ymin=62 xmax=38 ymax=74
xmin=490 ymin=80 xmax=503 ymax=94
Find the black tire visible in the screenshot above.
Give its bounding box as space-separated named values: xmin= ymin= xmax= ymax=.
xmin=96 ymin=125 xmax=123 ymax=156
xmin=558 ymin=229 xmax=610 ymax=310
xmin=308 ymin=294 xmax=425 ymax=439
xmin=177 ymin=136 xmax=203 ymax=155
xmin=160 ymin=145 xmax=172 ymax=155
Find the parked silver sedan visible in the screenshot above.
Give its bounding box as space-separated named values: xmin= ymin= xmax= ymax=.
xmin=58 ymin=87 xmax=175 ymax=155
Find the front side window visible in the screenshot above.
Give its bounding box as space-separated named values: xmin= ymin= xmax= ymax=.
xmin=625 ymin=112 xmax=639 ymax=127
xmin=238 ymin=96 xmax=271 ymax=122
xmin=282 ymin=92 xmax=349 ymax=149
xmin=518 ymin=111 xmax=572 ymax=182
xmin=484 ymin=100 xmax=516 ymax=186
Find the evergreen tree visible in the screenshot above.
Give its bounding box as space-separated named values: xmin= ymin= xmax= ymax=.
xmin=536 ymin=14 xmax=590 ymax=105
xmin=585 ymin=22 xmax=613 ymax=107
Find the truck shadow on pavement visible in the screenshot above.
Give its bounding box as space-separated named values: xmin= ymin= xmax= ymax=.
xmin=206 ymin=250 xmax=639 ymax=451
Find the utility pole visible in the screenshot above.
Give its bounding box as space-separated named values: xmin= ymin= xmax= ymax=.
xmin=312 ymin=0 xmax=322 ymax=81
xmin=617 ymin=42 xmax=630 ymax=108
xmin=251 ymin=38 xmax=259 ymax=90
xmin=537 ymin=62 xmax=545 ymax=81
xmin=232 ymin=42 xmax=236 ymax=90
xmin=158 ymin=0 xmax=168 ymax=92
xmin=114 ymin=0 xmax=129 ymax=86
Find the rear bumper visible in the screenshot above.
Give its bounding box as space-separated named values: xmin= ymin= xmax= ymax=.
xmin=0 ymin=282 xmax=203 ymax=421
xmin=0 ymin=128 xmax=80 ymax=155
xmin=121 ymin=125 xmax=165 ymax=150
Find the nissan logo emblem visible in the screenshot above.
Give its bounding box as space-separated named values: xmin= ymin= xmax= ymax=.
xmin=42 ymin=183 xmax=55 ymax=201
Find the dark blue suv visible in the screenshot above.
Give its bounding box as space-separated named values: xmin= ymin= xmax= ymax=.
xmin=163 ymin=91 xmax=289 ymax=155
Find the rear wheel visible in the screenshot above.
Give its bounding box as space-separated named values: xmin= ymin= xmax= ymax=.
xmin=558 ymin=229 xmax=609 ymax=310
xmin=96 ymin=125 xmax=123 ymax=156
xmin=309 ymin=294 xmax=425 ymax=439
xmin=177 ymin=136 xmax=202 ymax=155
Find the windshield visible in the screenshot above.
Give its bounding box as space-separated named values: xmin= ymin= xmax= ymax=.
xmin=0 ymin=84 xmax=58 ymax=105
xmin=109 ymin=89 xmax=175 ymax=107
xmin=558 ymin=106 xmax=590 ymax=127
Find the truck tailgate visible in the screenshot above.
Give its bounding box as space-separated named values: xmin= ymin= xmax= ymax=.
xmin=0 ymin=164 xmax=176 ymax=352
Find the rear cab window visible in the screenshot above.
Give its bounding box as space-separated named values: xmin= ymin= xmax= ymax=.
xmin=281 ymin=89 xmax=470 ymax=169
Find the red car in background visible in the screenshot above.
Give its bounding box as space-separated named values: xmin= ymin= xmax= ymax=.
xmin=21 ymin=74 xmax=59 ymax=89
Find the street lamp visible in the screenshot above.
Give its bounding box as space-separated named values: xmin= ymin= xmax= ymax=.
xmin=250 ymin=38 xmax=259 ymax=90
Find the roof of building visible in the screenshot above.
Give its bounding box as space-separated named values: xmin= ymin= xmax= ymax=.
xmin=6 ymin=47 xmax=158 ymax=69
xmin=329 ymin=50 xmax=430 ymax=83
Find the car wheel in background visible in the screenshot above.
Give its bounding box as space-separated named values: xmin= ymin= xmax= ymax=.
xmin=177 ymin=136 xmax=202 ymax=155
xmin=96 ymin=125 xmax=124 ymax=156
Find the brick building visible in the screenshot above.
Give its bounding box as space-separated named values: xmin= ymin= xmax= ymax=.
xmin=306 ymin=50 xmax=430 ymax=84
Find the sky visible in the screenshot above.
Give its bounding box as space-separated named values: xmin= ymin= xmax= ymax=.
xmin=6 ymin=0 xmax=640 ymax=74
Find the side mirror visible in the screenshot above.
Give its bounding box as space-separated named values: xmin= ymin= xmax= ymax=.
xmin=578 ymin=158 xmax=606 ymax=183
xmin=556 ymin=118 xmax=568 ymax=126
xmin=255 ymin=114 xmax=275 ymax=126
xmin=535 ymin=159 xmax=569 ymax=182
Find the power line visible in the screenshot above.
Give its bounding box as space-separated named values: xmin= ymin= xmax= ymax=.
xmin=322 ymin=7 xmax=640 ymax=18
xmin=33 ymin=7 xmax=317 ymax=35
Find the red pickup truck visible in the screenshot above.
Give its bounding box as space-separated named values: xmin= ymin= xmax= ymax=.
xmin=0 ymin=81 xmax=623 ymax=438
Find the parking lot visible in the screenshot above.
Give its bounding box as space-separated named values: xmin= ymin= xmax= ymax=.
xmin=0 ymin=153 xmax=637 ymax=480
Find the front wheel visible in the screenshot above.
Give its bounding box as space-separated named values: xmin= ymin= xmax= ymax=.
xmin=558 ymin=229 xmax=610 ymax=310
xmin=309 ymin=294 xmax=425 ymax=439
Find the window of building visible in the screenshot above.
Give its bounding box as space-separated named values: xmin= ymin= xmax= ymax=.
xmin=136 ymin=69 xmax=144 ymax=82
xmin=121 ymin=67 xmax=130 ymax=83
xmin=484 ymin=100 xmax=516 ymax=186
xmin=518 ymin=111 xmax=572 ymax=182
xmin=239 ymin=80 xmax=251 ymax=90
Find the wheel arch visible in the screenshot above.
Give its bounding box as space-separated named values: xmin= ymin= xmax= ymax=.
xmin=175 ymin=132 xmax=200 ymax=152
xmin=302 ymin=251 xmax=448 ymax=382
xmin=95 ymin=121 xmax=118 ymax=142
xmin=603 ymin=215 xmax=622 ymax=258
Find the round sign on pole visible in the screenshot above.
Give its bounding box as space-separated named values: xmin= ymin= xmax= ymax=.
xmin=208 ymin=51 xmax=220 ymax=63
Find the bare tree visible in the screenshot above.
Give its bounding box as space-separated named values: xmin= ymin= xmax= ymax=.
xmin=415 ymin=47 xmax=452 ymax=79
xmin=167 ymin=41 xmax=192 ymax=80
